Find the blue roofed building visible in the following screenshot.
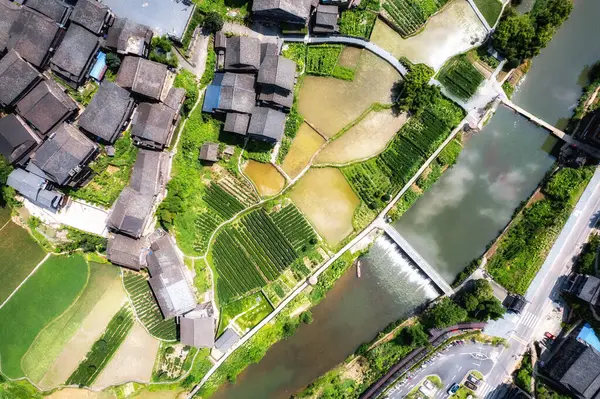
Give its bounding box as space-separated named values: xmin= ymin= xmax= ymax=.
xmin=202 ymin=73 xmax=224 ymax=114
xmin=578 ymin=324 xmax=600 ymax=352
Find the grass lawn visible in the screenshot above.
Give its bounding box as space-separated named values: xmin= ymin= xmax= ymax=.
xmin=473 ymin=0 xmax=503 ymax=26
xmin=0 ymin=254 xmax=89 ymax=378
xmin=217 ymin=292 xmax=273 ymax=335
xmin=455 ymin=386 xmax=477 ymax=399
xmin=0 ymin=206 xmax=10 ymax=226
xmin=21 ymin=262 xmax=121 ymax=383
xmin=68 ymin=132 xmax=138 ymax=207
xmin=0 ymin=221 xmax=46 ymax=304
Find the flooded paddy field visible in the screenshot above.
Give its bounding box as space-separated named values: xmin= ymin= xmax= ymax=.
xmin=371 ymin=0 xmax=487 ymax=70
xmin=289 ymin=168 xmax=360 ymax=245
xmin=298 ymin=51 xmax=400 ymax=137
xmin=282 ymin=123 xmax=326 ymax=179
xmin=315 ymin=109 xmax=408 ymax=165
xmin=243 ymin=160 xmax=286 ymax=197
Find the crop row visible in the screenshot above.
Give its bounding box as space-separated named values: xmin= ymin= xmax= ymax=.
xmin=438 ymin=56 xmax=484 ymax=100
xmin=343 ymin=98 xmax=463 ymax=208
xmin=193 ymin=211 xmax=221 ymax=253
xmin=383 ymin=0 xmax=426 ymax=36
xmin=66 ymin=306 xmax=134 ymax=386
xmin=218 ymin=175 xmax=259 ymax=207
xmin=339 ymin=10 xmax=377 ymax=39
xmin=203 ymin=183 xmax=244 ymax=220
xmin=123 ymin=272 xmax=177 ymax=340
xmin=306 ymin=45 xmax=343 ymax=76
xmin=213 ymin=208 xmax=307 ymax=303
xmin=271 ymin=205 xmax=317 ymax=252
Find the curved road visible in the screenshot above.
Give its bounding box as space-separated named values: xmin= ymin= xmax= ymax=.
xmin=283 ymin=35 xmax=408 ymax=77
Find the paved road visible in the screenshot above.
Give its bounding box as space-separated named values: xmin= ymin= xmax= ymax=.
xmin=387 ymin=342 xmax=501 ymax=399
xmin=482 ymin=166 xmax=600 ymax=398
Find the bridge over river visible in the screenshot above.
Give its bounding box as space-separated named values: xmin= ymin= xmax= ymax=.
xmin=382 ymin=224 xmax=455 ymax=296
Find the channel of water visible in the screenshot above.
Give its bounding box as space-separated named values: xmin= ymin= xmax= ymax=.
xmin=212 ymin=1 xmax=600 ymax=397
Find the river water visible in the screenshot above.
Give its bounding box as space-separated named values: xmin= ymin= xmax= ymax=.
xmin=212 ymin=238 xmax=439 ymax=399
xmin=212 ymin=1 xmax=600 ymax=397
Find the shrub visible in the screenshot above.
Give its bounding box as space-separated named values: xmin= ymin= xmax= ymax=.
xmin=300 ymin=311 xmax=313 ymax=324
xmin=204 ymin=12 xmax=224 ymax=33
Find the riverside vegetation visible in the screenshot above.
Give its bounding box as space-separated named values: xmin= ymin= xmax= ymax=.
xmin=295 ymin=279 xmax=504 ymax=399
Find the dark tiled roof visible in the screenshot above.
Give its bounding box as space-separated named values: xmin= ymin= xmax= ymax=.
xmin=180 ymin=315 xmax=214 ymax=348
xmin=0 ymin=0 xmax=21 ymax=53
xmin=214 ymin=31 xmax=226 ymax=50
xmin=6 ymin=168 xmax=64 ymax=211
xmin=163 ymin=87 xmax=186 ymax=112
xmin=258 ymin=55 xmax=295 ymax=92
xmin=24 ymin=0 xmax=70 ymax=24
xmin=0 ymin=114 xmax=40 ymax=164
xmin=51 ymin=23 xmax=100 ymax=86
xmin=0 ymin=49 xmax=41 ymax=107
xmin=70 ymin=0 xmax=111 ymax=34
xmin=260 ymin=42 xmax=279 ymax=63
xmin=107 ymin=186 xmax=154 ymax=238
xmin=78 ymin=81 xmax=135 ymax=143
xmin=146 ymin=235 xmax=196 ymax=319
xmin=7 ymin=7 xmax=62 ymax=68
xmin=16 ymin=79 xmax=78 ymax=135
xmin=218 ymin=73 xmax=256 ymax=114
xmin=129 ymin=149 xmax=169 ymax=196
xmin=546 ymin=338 xmax=600 ymax=399
xmin=199 ymin=142 xmax=219 ymax=162
xmin=30 ymin=122 xmax=97 ymax=185
xmin=315 ymin=4 xmax=338 ymax=29
xmin=116 ymin=56 xmax=170 ymax=101
xmin=106 ymin=233 xmax=145 ymax=270
xmin=252 ymin=0 xmax=313 ymax=23
xmin=131 ymin=103 xmax=177 ymax=149
xmin=224 ymin=36 xmax=261 ymax=72
xmin=214 ymin=328 xmax=240 ymax=352
xmin=258 ymin=86 xmax=294 ymax=109
xmin=248 ymin=106 xmax=286 ymax=142
xmin=106 ymin=18 xmax=153 ymax=57
xmin=223 ymin=112 xmax=250 ymax=135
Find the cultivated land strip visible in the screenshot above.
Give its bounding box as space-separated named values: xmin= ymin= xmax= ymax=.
xmin=189 ymin=116 xmax=468 ymax=398
xmin=0 ymin=253 xmax=50 ymax=310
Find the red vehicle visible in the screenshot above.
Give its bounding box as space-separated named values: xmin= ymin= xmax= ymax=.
xmin=544 ymin=332 xmax=556 ymax=340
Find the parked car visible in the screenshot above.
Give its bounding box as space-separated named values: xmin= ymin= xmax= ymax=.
xmin=545 ymin=332 xmax=556 ymax=340
xmin=448 ymin=383 xmax=460 ymax=395
xmin=424 ymin=380 xmax=434 ymax=390
xmin=467 ymin=374 xmax=482 ymax=385
xmin=465 ymin=381 xmax=478 ymax=391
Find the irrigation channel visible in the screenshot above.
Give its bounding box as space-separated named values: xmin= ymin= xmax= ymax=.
xmin=211 ymin=1 xmax=600 ymax=397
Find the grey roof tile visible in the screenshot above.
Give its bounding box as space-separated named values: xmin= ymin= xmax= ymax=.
xmin=257 ymin=55 xmax=295 ymax=92
xmin=16 ymin=79 xmax=78 ymax=135
xmin=24 ymin=0 xmax=70 ymax=23
xmin=214 ymin=328 xmax=240 ymax=352
xmin=0 ymin=0 xmax=21 ymax=53
xmin=0 ymin=49 xmax=41 ymax=107
xmin=106 ymin=233 xmax=145 ymax=270
xmin=131 ymin=102 xmax=177 ymax=149
xmin=180 ymin=316 xmax=214 ymax=348
xmin=79 ymin=81 xmax=135 ymax=143
xmin=248 ymin=106 xmax=286 ymax=142
xmin=224 ymin=36 xmax=261 ymax=72
xmin=0 ymin=114 xmax=40 ymax=164
xmin=252 ymin=0 xmax=313 ymax=24
xmin=116 ymin=56 xmax=171 ymax=101
xmin=70 ymin=0 xmax=111 ymax=34
xmin=50 ymin=23 xmax=100 ymax=86
xmin=129 ymin=149 xmax=169 ymax=196
xmin=217 ymin=72 xmax=256 ymax=114
xmin=223 ymin=112 xmax=250 ymax=135
xmin=107 ymin=186 xmax=154 ymax=238
xmin=106 ymin=18 xmax=153 ymax=57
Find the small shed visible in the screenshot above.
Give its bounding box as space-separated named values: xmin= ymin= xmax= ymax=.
xmin=199 ymin=142 xmax=219 ymax=163
xmin=214 ymin=31 xmax=226 ymax=51
xmin=223 ymin=145 xmax=235 ymax=158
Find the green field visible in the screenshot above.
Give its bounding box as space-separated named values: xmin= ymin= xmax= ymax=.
xmin=473 ymin=0 xmax=503 ymax=26
xmin=0 ymin=254 xmax=89 ymax=378
xmin=342 ymin=97 xmax=464 ymax=209
xmin=382 ymin=0 xmax=450 ymax=37
xmin=123 ymin=272 xmax=178 ymax=340
xmin=438 ymin=55 xmax=485 ymax=100
xmin=212 ymin=206 xmax=317 ymax=303
xmin=66 ymin=305 xmax=134 ymax=386
xmin=218 ymin=292 xmax=273 ymax=335
xmin=306 ymin=45 xmax=343 ymax=76
xmin=339 ymin=10 xmax=377 ymax=39
xmin=0 ymin=206 xmax=10 ymax=225
xmin=0 ymin=221 xmax=47 ymax=304
xmin=21 ymin=262 xmax=121 ymax=382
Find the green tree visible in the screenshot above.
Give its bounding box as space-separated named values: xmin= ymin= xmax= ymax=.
xmin=397 ymin=324 xmax=430 ymax=348
xmin=422 ymin=298 xmax=468 ymax=329
xmin=105 ymin=52 xmax=121 ymax=72
xmin=204 ymin=12 xmax=224 ymax=33
xmin=300 ymin=311 xmax=314 ymax=324
xmin=492 ymin=10 xmax=536 ymax=66
xmin=395 ymin=62 xmax=439 ymax=115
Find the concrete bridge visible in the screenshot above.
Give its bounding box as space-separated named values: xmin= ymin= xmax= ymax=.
xmin=382 ymin=224 xmax=455 ymax=296
xmin=502 ymin=99 xmax=600 ymax=159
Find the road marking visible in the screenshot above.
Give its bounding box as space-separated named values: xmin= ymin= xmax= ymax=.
xmin=457 ymin=366 xmax=462 ymax=371
xmin=510 ymin=334 xmax=528 ymax=345
xmin=519 ymin=311 xmax=541 ymax=328
xmin=478 ymin=382 xmax=492 ymax=398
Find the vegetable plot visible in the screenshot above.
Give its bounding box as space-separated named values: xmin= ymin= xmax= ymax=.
xmin=382 ymin=0 xmax=450 ymax=37
xmin=437 ymin=55 xmax=484 ymax=100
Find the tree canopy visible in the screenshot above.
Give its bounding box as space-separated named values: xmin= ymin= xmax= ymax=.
xmin=492 ymin=0 xmax=573 ymax=67
xmin=395 ymin=61 xmax=440 ymax=116
xmin=204 ymin=12 xmax=224 ymax=33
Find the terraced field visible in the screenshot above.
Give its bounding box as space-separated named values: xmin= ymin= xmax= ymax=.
xmin=123 ymin=272 xmax=177 ymax=341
